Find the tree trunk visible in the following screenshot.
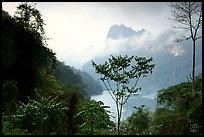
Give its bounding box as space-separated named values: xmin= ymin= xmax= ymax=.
xmin=117 ymin=119 xmax=120 ymax=135
xmin=116 ymin=103 xmax=123 ymax=135
xmin=116 ymin=102 xmax=120 ymax=135
xmin=192 ymin=40 xmax=195 ymax=96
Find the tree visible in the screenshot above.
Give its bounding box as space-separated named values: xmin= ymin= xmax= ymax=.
xmin=14 ymin=2 xmax=56 ymax=72
xmin=2 ymin=3 xmax=56 ymax=103
xmin=169 ymin=2 xmax=202 ymax=95
xmin=14 ymin=2 xmax=45 ymax=39
xmin=60 ymin=90 xmax=86 ymax=135
xmin=154 ymin=75 xmax=202 ymax=135
xmin=92 ymin=55 xmax=154 ymax=134
xmin=75 ymin=100 xmax=114 ymax=135
xmin=13 ymin=95 xmax=68 ymax=135
xmin=122 ymin=105 xmax=151 ymax=135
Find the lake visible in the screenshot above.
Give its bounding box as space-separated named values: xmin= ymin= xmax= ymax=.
xmin=91 ymin=90 xmax=157 ymax=120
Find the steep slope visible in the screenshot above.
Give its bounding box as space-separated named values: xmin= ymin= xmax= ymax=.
xmin=53 ymin=61 xmax=103 ymax=96
xmin=72 ymin=68 xmax=103 ymax=96
xmin=107 ymin=24 xmax=145 ymax=39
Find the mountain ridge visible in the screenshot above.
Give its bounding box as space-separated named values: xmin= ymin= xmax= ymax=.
xmin=107 ymin=24 xmax=146 ymax=39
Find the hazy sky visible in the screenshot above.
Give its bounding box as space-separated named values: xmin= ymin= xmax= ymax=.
xmin=2 ymin=2 xmax=172 ymax=69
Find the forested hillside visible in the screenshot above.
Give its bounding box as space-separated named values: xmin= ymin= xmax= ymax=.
xmin=53 ymin=60 xmax=103 ymax=96
xmin=2 ymin=4 xmax=109 ymax=135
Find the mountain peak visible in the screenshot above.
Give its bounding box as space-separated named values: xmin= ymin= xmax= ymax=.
xmin=107 ymin=24 xmax=146 ymax=40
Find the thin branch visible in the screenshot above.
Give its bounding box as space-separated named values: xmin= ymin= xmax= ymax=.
xmin=102 ymin=80 xmax=116 ymax=103
xmin=107 ymin=80 xmax=114 ymax=93
xmin=122 ymin=77 xmax=140 ymax=105
xmin=186 ymin=74 xmax=192 ymax=82
xmin=119 ymin=92 xmax=124 ymax=106
xmin=122 ymin=94 xmax=131 ymax=106
xmin=116 ymin=81 xmax=119 ymax=99
xmin=195 ymin=35 xmax=202 ymax=40
xmin=132 ymin=76 xmax=140 ymax=91
xmin=102 ymin=79 xmax=110 ymax=92
xmin=189 ymin=74 xmax=193 ymax=80
xmin=193 ymin=8 xmax=202 ymax=40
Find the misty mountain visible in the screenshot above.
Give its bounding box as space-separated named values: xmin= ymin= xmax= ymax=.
xmin=82 ymin=24 xmax=202 ymax=95
xmin=107 ymin=24 xmax=146 ymax=39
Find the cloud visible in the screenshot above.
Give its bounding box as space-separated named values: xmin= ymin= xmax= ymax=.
xmin=2 ymin=2 xmax=175 ymax=70
xmin=2 ymin=2 xmax=20 ymax=16
xmin=169 ymin=45 xmax=185 ymax=56
xmin=99 ymin=2 xmax=172 ymax=37
xmin=103 ymin=30 xmax=152 ymax=56
xmin=90 ymin=28 xmax=186 ymax=59
xmin=146 ymin=29 xmax=186 ymax=56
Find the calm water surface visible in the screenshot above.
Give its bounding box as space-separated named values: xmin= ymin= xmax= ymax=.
xmin=91 ymin=90 xmax=157 ymax=120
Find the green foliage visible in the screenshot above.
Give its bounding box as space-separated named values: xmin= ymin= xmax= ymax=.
xmin=122 ymin=105 xmax=151 ymax=135
xmin=53 ymin=61 xmax=83 ymax=85
xmin=13 ymin=2 xmax=57 ymax=71
xmin=74 ymin=70 xmax=103 ymax=96
xmin=2 ymin=114 xmax=30 ymax=135
xmin=2 ymin=3 xmax=104 ymax=135
xmin=156 ymin=76 xmax=202 ymax=111
xmin=2 ymin=80 xmax=18 ymax=114
xmin=52 ymin=61 xmax=86 ymax=96
xmin=151 ymin=108 xmax=183 ymax=135
xmin=58 ymin=90 xmax=86 ymax=135
xmin=53 ymin=61 xmax=103 ymax=96
xmin=156 ymin=82 xmax=193 ymax=111
xmin=184 ymin=94 xmax=202 ymax=135
xmin=14 ymin=2 xmax=45 ymax=37
xmin=2 ymin=4 xmax=91 ymax=135
xmin=13 ymin=95 xmax=68 ymax=134
xmin=2 ymin=121 xmax=30 ymax=135
xmin=2 ymin=2 xmax=56 ymax=103
xmin=92 ymin=55 xmax=154 ymax=83
xmin=92 ymin=55 xmax=154 ymax=134
xmin=33 ymin=68 xmax=65 ymax=98
xmin=75 ymin=100 xmax=115 ymax=135
xmin=153 ymin=75 xmax=202 ymax=135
